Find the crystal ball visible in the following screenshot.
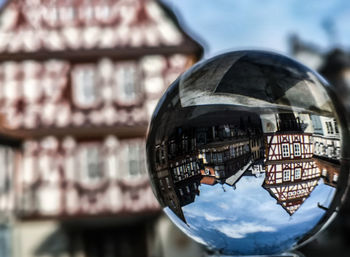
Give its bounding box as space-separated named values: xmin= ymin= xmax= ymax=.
xmin=146 ymin=50 xmax=350 ymax=256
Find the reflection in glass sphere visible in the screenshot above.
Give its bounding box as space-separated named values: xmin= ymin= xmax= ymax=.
xmin=146 ymin=51 xmax=350 ymax=256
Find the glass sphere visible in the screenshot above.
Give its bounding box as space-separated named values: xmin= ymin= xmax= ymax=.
xmin=146 ymin=50 xmax=350 ymax=256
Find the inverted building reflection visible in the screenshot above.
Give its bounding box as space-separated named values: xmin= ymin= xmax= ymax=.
xmin=152 ymin=108 xmax=340 ymax=222
xmin=263 ymin=113 xmax=321 ymax=215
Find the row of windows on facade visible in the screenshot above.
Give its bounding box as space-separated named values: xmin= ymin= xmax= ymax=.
xmin=281 ymin=143 xmax=302 ymax=158
xmin=2 ymin=139 xmax=147 ymax=185
xmin=202 ymin=144 xmax=250 ymax=165
xmin=285 ymin=188 xmax=309 ymax=198
xmin=250 ymin=137 xmax=262 ymax=147
xmin=313 ymin=143 xmax=340 ymax=159
xmin=321 ymin=168 xmax=338 ymax=182
xmin=0 ymin=62 xmax=143 ymax=106
xmin=0 ymin=54 xmax=186 ymax=107
xmin=73 ymin=63 xmax=143 ymax=108
xmin=282 ymin=168 xmax=302 ymax=181
xmin=325 ymin=120 xmax=339 ymax=135
xmin=178 ymin=182 xmax=199 ymax=197
xmin=79 ymin=143 xmax=147 ymax=183
xmin=167 ymin=125 xmax=253 ymax=157
xmin=170 ymin=159 xmax=201 ymax=182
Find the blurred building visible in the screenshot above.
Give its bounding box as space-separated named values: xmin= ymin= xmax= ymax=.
xmin=0 ymin=0 xmax=202 ymax=256
xmin=290 ymin=35 xmax=350 ymax=257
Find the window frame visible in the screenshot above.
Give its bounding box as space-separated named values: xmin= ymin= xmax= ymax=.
xmin=282 ymin=143 xmax=290 ymax=158
xmin=77 ymin=144 xmax=105 ymax=185
xmin=114 ymin=62 xmax=142 ymax=106
xmin=294 ymin=168 xmax=301 ymax=179
xmin=71 ymin=64 xmax=100 ymax=109
xmin=283 ymin=169 xmax=291 ymax=181
xmin=293 ymin=143 xmax=301 ymax=157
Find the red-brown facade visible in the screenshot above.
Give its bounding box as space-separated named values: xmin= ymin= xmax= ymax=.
xmin=0 ymin=0 xmax=202 ymax=220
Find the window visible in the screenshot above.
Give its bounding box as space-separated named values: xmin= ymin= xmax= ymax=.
xmin=176 ymin=167 xmax=180 ymax=176
xmin=169 ymin=141 xmax=176 ymax=155
xmin=294 ymin=143 xmax=301 ymax=157
xmin=282 ymin=144 xmax=290 ymax=157
xmin=294 ymin=168 xmax=301 ymax=179
xmin=128 ymin=143 xmax=145 ymax=177
xmin=217 ymin=153 xmax=223 ymax=163
xmin=179 ymin=188 xmax=183 ymax=196
xmin=159 ymin=180 xmax=164 ymax=190
xmin=79 ymin=145 xmax=104 ymax=183
xmin=283 ymin=170 xmax=290 ymax=181
xmin=165 ymin=177 xmax=170 ymax=188
xmin=72 ymin=65 xmax=99 ymax=108
xmin=326 ymin=122 xmax=334 ymax=134
xmin=115 ymin=63 xmax=141 ymax=103
xmin=334 ymin=120 xmax=339 ymax=133
xmin=229 ymin=146 xmax=235 ymax=157
xmin=155 ymin=148 xmax=160 ymax=165
xmin=333 ymin=174 xmax=338 ymax=182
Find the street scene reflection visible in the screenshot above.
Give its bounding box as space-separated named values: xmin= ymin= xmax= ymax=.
xmin=153 ymin=108 xmax=340 ymax=217
xmin=152 ymin=107 xmax=340 ymax=254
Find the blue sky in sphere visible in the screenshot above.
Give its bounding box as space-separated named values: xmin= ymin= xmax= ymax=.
xmin=162 ymin=0 xmax=350 ymax=57
xmin=165 ymin=174 xmax=336 ymax=255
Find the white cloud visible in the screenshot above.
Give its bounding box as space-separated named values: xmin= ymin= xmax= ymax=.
xmin=204 ymin=213 xmax=225 ymax=222
xmin=218 ymin=202 xmax=230 ymax=210
xmin=217 ymin=222 xmax=276 ymax=239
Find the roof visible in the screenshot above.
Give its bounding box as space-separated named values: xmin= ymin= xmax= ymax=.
xmin=200 ymin=176 xmax=216 ymax=185
xmin=0 ymin=0 xmax=203 ymax=61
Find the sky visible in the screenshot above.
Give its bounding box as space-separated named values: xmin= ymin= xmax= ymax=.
xmin=162 ymin=0 xmax=350 ymax=58
xmin=166 ymin=174 xmax=336 ymax=255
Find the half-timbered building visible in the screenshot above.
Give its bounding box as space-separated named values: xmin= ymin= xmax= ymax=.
xmin=0 ymin=0 xmax=202 ymax=256
xmin=263 ymin=113 xmax=321 ymax=215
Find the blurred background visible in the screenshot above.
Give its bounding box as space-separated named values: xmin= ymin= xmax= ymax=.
xmin=0 ymin=0 xmax=349 ymax=257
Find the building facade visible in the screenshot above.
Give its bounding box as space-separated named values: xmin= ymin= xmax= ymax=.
xmin=0 ymin=0 xmax=202 ymax=256
xmin=263 ymin=113 xmax=321 ymax=215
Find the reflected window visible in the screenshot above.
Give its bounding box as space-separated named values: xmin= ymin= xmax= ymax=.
xmin=282 ymin=144 xmax=290 ymax=157
xmin=294 ymin=143 xmax=301 ymax=157
xmin=283 ymin=170 xmax=290 ymax=181
xmin=165 ymin=177 xmax=170 ymax=188
xmin=334 ymin=120 xmax=339 ymax=133
xmin=333 ymin=174 xmax=338 ymax=182
xmin=217 ymin=153 xmax=223 ymax=163
xmin=72 ymin=65 xmax=98 ymax=108
xmin=155 ymin=147 xmax=160 ymax=165
xmin=326 ymin=122 xmax=334 ymax=134
xmin=159 ymin=180 xmax=164 ymax=190
xmin=295 ymin=168 xmax=301 ymax=179
xmin=179 ymin=188 xmax=183 ymax=196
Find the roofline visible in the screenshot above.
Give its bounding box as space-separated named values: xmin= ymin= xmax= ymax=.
xmin=158 ymin=0 xmax=205 ymax=59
